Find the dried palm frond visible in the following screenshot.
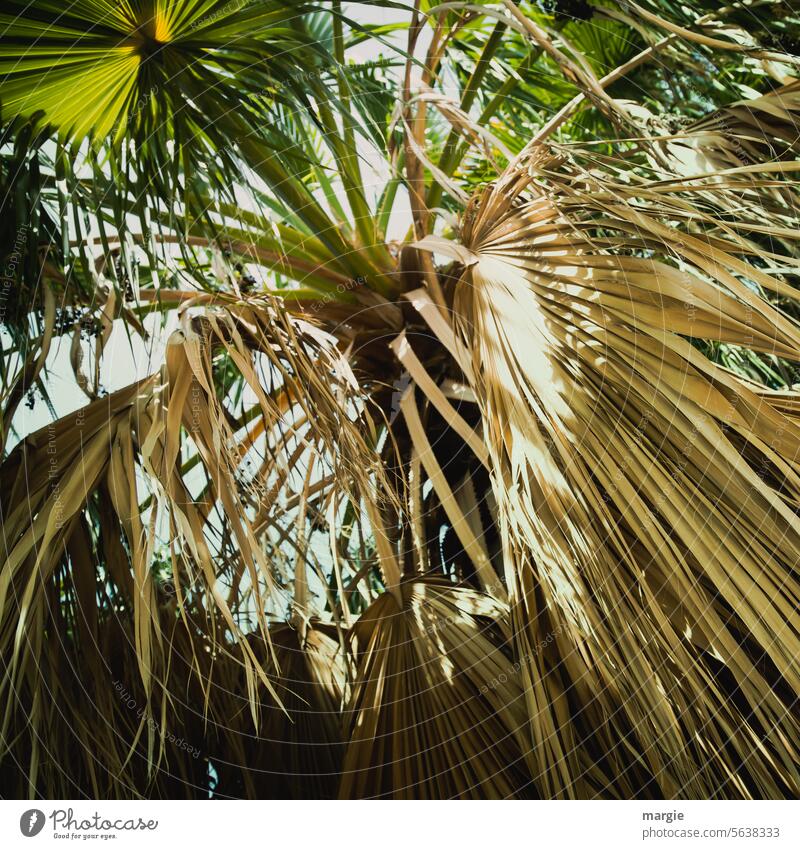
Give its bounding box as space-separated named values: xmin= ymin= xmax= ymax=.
xmin=210 ymin=622 xmax=347 ymax=799
xmin=652 ymin=81 xmax=800 ymax=219
xmin=679 ymin=80 xmax=800 ymax=169
xmin=413 ymin=144 xmax=800 ymax=798
xmin=340 ymin=578 xmax=534 ymax=799
xmin=0 ymin=293 xmax=400 ymax=797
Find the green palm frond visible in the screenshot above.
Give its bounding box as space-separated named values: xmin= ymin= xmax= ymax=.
xmin=0 ymin=1 xmax=323 ymax=143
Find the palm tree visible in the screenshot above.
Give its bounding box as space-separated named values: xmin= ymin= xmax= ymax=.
xmin=1 ymin=0 xmax=800 ymax=799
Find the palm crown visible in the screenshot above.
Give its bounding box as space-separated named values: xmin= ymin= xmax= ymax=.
xmin=2 ymin=0 xmax=800 ymax=799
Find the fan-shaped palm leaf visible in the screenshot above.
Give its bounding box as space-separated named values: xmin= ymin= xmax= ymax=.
xmin=412 ymin=143 xmax=800 ymax=798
